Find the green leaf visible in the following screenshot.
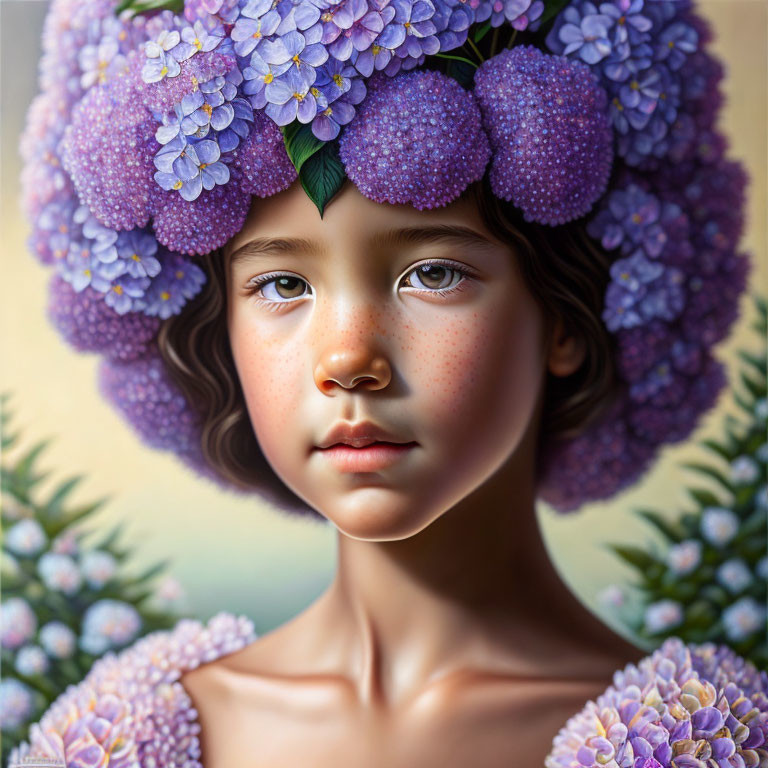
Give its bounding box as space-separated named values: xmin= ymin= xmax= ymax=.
xmin=740 ymin=372 xmax=764 ymax=400
xmin=473 ymin=21 xmax=492 ymax=43
xmin=701 ymin=439 xmax=733 ymax=462
xmin=115 ymin=0 xmax=183 ymax=15
xmin=686 ymin=487 xmax=723 ymax=508
xmin=737 ymin=349 xmax=767 ymax=377
xmin=43 ymin=475 xmax=84 ymax=521
xmin=299 ymin=141 xmax=346 ymax=217
xmin=681 ymin=463 xmax=734 ymax=494
xmin=281 ymin=122 xmax=325 ymax=176
xmin=49 ymin=499 xmax=108 ymax=537
xmin=634 ymin=508 xmax=685 ymax=543
xmin=280 ymin=123 xmax=346 ymax=216
xmin=605 ymin=543 xmax=659 ymax=571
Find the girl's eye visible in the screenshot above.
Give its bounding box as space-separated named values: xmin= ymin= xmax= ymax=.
xmin=244 ymin=259 xmax=474 ymax=309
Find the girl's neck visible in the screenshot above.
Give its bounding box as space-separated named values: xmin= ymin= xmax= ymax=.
xmin=314 ymin=448 xmax=622 ymax=709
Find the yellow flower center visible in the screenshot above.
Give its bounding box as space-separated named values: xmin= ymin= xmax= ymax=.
xmin=333 ymin=73 xmax=344 ymax=87
xmin=203 ymin=103 xmax=213 ymax=117
xmin=310 ymin=87 xmax=320 ymax=97
xmin=175 ymin=270 xmax=184 ymax=279
xmin=404 ymin=21 xmax=411 ymax=29
xmin=324 ymin=106 xmax=333 ymax=116
xmin=630 ymin=79 xmax=639 ymax=90
xmin=173 ymin=180 xmax=183 ymax=190
xmin=200 ymin=162 xmax=208 ymax=170
xmin=292 ymin=53 xmax=301 ymax=65
xmin=372 ymin=44 xmax=381 ymax=54
xmin=131 ymin=253 xmax=141 ymax=261
xmin=194 ymin=37 xmax=202 ymax=50
xmin=631 ymin=213 xmax=642 ymax=223
xmin=264 ymin=72 xmax=274 ymax=84
xmin=161 ymin=291 xmax=171 ymax=301
xmin=84 ymin=269 xmax=91 ymax=277
xmin=668 ymin=40 xmax=675 ymax=48
xmin=612 ymin=97 xmax=623 ymax=111
xmin=293 ymin=91 xmax=304 ymax=101
xmin=160 ymin=65 xmax=169 ymax=77
xmin=253 ymin=29 xmax=262 ymax=38
xmin=113 ymin=284 xmax=124 ymax=295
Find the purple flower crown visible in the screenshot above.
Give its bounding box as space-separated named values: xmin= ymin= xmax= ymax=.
xmin=22 ymin=0 xmax=751 ymax=512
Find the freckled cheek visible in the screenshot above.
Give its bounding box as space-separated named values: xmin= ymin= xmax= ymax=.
xmin=229 ymin=318 xmax=304 ymax=453
xmin=402 ymin=306 xmax=542 ymax=436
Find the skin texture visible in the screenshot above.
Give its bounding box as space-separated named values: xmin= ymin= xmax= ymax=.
xmin=180 ymin=179 xmax=645 ymax=766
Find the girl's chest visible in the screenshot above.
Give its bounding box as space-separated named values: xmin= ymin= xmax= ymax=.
xmin=184 ymin=669 xmax=605 ymax=768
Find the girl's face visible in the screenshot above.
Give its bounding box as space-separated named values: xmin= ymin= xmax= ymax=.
xmin=226 ymin=181 xmax=570 ymax=540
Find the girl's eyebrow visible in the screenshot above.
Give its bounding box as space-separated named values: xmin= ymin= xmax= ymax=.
xmin=228 ymin=225 xmax=498 ymax=265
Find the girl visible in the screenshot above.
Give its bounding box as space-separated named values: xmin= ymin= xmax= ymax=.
xmin=9 ymin=0 xmax=765 ymax=765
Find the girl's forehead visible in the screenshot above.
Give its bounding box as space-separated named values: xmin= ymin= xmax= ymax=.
xmin=226 ymin=180 xmax=495 ymax=260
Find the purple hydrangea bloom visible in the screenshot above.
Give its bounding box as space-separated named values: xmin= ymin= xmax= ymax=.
xmin=264 ymin=66 xmax=324 ymax=124
xmin=544 ymin=1 xmax=616 ymax=64
xmin=141 ymin=28 xmax=184 ymax=84
xmin=473 ymin=0 xmax=543 ymax=31
xmin=115 ymin=229 xmax=162 ymax=279
xmin=587 ymin=183 xmax=668 ymax=258
xmin=47 ymin=275 xmax=161 ymax=361
xmin=136 ymin=252 xmax=207 ymax=319
xmin=172 ymin=18 xmax=226 ymax=62
xmin=474 ymin=45 xmax=614 ymax=225
xmin=339 ymin=70 xmax=490 ymax=209
xmin=231 ymin=0 xmax=283 ymax=58
xmin=376 ymin=0 xmax=438 ymax=61
xmin=548 ymin=637 xmax=768 ymax=767
xmin=99 ymin=346 xmax=204 ymax=457
xmin=311 ymin=76 xmax=366 ymax=139
xmin=322 ymin=0 xmax=393 ymax=61
xmin=103 ymin=273 xmax=152 ymax=315
xmin=153 ymin=134 xmax=230 ymax=201
xmin=152 ymin=177 xmax=251 ymax=255
xmin=231 ymin=109 xmax=298 ymax=195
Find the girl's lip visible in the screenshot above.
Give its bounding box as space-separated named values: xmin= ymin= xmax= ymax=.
xmin=317 ymin=441 xmax=418 ymax=472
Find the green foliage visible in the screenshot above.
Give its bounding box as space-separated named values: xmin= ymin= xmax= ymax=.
xmin=115 ymin=0 xmax=183 ymax=16
xmin=1 ymin=396 xmax=183 ymax=762
xmin=603 ymin=293 xmax=768 ymax=669
xmin=281 ymin=123 xmax=346 ymax=217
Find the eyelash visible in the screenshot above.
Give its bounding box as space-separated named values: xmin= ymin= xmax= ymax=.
xmin=243 ymin=258 xmax=476 ymax=311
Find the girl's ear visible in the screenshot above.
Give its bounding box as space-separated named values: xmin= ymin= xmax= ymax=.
xmin=546 ymin=316 xmax=586 ymax=378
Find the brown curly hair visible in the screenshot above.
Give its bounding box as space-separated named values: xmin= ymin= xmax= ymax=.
xmin=157 ymin=177 xmax=619 ymax=517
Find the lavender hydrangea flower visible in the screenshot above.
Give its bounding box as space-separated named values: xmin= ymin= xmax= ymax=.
xmin=0 ymin=679 xmax=35 ymax=731
xmin=716 ymin=558 xmax=753 ymax=595
xmin=700 ymin=507 xmax=739 ymax=547
xmin=115 ymin=229 xmax=162 ymax=279
xmin=78 ymin=35 xmax=124 ymax=89
xmin=643 ymin=598 xmax=683 ymax=634
xmin=722 ymin=597 xmax=766 ymax=642
xmin=6 ymin=519 xmax=47 ymax=556
xmin=172 ymin=19 xmax=226 ymax=62
xmin=154 ymin=134 xmax=230 ymax=201
xmin=15 ymin=645 xmax=50 ymax=678
xmin=265 ymin=66 xmax=323 ymax=124
xmin=37 ymin=552 xmax=83 ymax=595
xmin=0 ymin=598 xmax=37 ymax=650
xmin=81 ymin=599 xmax=142 ymax=654
xmin=80 ymin=550 xmax=118 ymax=589
xmin=730 ymin=455 xmax=759 ymax=485
xmin=323 ymin=0 xmax=392 ymax=61
xmin=545 ymin=1 xmax=615 ymax=64
xmin=242 ymin=55 xmax=293 ymax=108
xmin=137 ymin=253 xmax=207 ymax=319
xmin=142 ymin=28 xmax=183 ymax=83
xmin=103 ymin=273 xmax=151 ymax=315
xmin=665 ymin=539 xmax=701 ymax=576
xmin=376 ymin=0 xmax=438 ymax=61
xmin=39 ymin=621 xmax=77 ymax=659
xmin=231 ymin=0 xmax=283 ymax=58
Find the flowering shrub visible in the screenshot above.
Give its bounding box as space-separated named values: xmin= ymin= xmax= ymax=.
xmin=0 ymin=395 xmax=186 ymax=764
xmin=602 ymin=294 xmax=768 ymax=670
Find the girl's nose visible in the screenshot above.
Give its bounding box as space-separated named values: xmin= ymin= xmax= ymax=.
xmin=313 ymin=347 xmax=392 ymax=394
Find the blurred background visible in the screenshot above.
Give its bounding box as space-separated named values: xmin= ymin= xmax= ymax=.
xmin=1 ymin=0 xmax=766 ymax=638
